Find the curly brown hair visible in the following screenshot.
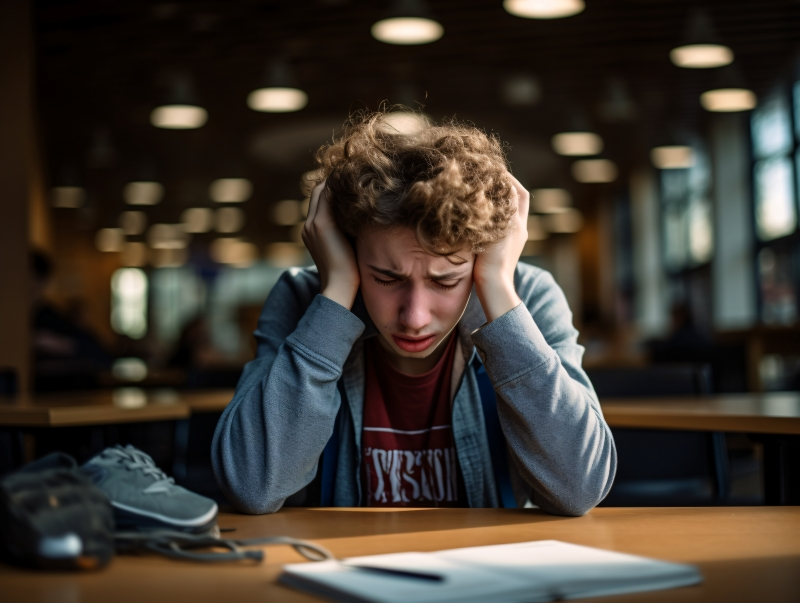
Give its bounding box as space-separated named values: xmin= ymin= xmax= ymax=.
xmin=310 ymin=110 xmax=516 ymax=255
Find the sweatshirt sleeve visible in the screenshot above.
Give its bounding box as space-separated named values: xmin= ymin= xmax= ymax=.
xmin=471 ymin=268 xmax=616 ymax=516
xmin=211 ymin=270 xmax=364 ymax=514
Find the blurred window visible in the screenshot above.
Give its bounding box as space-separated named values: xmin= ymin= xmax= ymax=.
xmin=151 ymin=267 xmax=205 ymax=345
xmin=752 ymin=93 xmax=793 ymax=159
xmin=111 ymin=268 xmax=148 ymax=339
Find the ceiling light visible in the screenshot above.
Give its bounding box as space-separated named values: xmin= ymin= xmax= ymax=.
xmin=209 ymin=178 xmax=252 ymax=203
xmin=150 ymin=105 xmax=208 ymax=129
xmin=552 ymin=132 xmax=603 ymax=156
xmin=147 ymin=224 xmax=189 ymax=249
xmin=50 ymin=186 xmax=86 ymax=208
xmin=272 ymin=200 xmax=304 ymax=226
xmin=119 ymin=211 xmax=148 ymax=236
xmin=651 ymin=146 xmax=695 ymax=169
xmin=700 ymin=88 xmax=757 ymax=112
xmin=265 ymin=242 xmax=307 ymax=268
xmin=531 ymin=188 xmax=571 ymax=213
xmin=247 ymin=87 xmax=308 ymax=113
xmin=181 ymin=208 xmax=214 ymax=233
xmin=543 ymin=208 xmax=584 ymax=233
xmin=151 ymin=248 xmax=188 ymax=268
xmin=503 ymin=0 xmax=585 ymax=19
xmin=371 ymin=17 xmax=443 ymax=44
xmin=124 ymin=181 xmax=164 ymax=206
xmin=380 ymin=112 xmax=430 ymax=135
xmin=572 ymin=159 xmax=618 ymax=183
xmin=96 ymin=228 xmax=125 ymax=252
xmin=215 ymin=207 xmax=245 ymax=233
xmin=670 ymin=44 xmax=733 ymax=69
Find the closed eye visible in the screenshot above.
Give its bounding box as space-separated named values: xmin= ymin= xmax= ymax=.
xmin=434 ymin=280 xmax=460 ymax=291
xmin=373 ymin=277 xmax=399 ymax=287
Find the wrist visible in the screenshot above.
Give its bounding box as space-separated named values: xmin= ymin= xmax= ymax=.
xmin=475 ymin=275 xmax=520 ymax=322
xmin=321 ymin=276 xmax=359 ymax=310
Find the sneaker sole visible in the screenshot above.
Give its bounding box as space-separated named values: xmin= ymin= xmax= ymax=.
xmin=111 ymin=500 xmax=218 ymax=533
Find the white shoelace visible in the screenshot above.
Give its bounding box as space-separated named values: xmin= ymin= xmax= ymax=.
xmin=100 ymin=445 xmax=175 ymax=493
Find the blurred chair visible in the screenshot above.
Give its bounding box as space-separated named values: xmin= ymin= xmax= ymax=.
xmin=588 ymin=364 xmax=731 ymax=506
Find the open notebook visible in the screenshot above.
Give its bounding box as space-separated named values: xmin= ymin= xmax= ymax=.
xmin=280 ymin=540 xmax=702 ymax=603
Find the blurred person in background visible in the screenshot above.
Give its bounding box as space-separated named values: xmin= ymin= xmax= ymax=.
xmin=30 ymin=251 xmax=113 ymax=391
xmin=213 ymin=112 xmax=616 ymax=516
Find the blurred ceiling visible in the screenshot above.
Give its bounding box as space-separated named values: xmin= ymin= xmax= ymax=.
xmin=35 ymin=0 xmax=800 ymax=246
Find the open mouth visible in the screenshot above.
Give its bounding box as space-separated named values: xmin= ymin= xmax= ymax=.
xmin=391 ymin=334 xmax=437 ymax=353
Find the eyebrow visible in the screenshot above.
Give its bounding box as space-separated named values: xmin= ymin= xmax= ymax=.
xmin=367 ymin=265 xmax=468 ymax=281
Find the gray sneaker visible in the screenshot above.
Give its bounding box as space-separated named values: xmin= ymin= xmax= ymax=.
xmin=81 ymin=445 xmax=218 ymax=533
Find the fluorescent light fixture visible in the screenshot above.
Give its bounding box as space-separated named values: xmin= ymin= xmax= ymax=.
xmin=371 ymin=17 xmax=443 ymax=44
xmin=209 ymin=178 xmax=252 ymax=203
xmin=96 ymin=228 xmax=125 ymax=252
xmin=272 ymin=200 xmax=304 ymax=226
xmin=700 ymin=88 xmax=757 ymax=112
xmin=552 ymin=132 xmax=603 ymax=156
xmin=147 ymin=224 xmax=189 ymax=249
xmin=247 ymin=87 xmax=308 ymax=112
xmin=123 ymin=181 xmax=164 ymax=206
xmin=572 ymin=159 xmax=618 ymax=183
xmin=181 ymin=207 xmax=214 ymax=233
xmin=543 ymin=208 xmax=584 ymax=233
xmin=504 ymin=0 xmax=585 ymax=19
xmin=150 ymin=104 xmax=208 ymax=129
xmin=215 ymin=207 xmax=245 ymax=233
xmin=119 ymin=211 xmax=148 ymax=236
xmin=531 ymin=188 xmax=571 ymax=213
xmin=651 ymin=146 xmax=695 ymax=169
xmin=670 ymin=44 xmax=733 ymax=68
xmin=51 ymin=186 xmax=86 ymax=208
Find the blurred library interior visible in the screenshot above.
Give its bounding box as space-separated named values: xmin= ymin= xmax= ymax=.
xmin=1 ymin=0 xmax=799 ymax=506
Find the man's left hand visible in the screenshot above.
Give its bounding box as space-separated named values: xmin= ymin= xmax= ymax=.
xmin=472 ymin=174 xmax=530 ymax=322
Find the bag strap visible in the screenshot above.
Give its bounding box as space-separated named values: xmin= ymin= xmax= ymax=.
xmin=476 ymin=364 xmax=517 ymax=509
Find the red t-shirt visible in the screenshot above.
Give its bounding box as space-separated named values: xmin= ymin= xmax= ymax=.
xmin=361 ymin=335 xmax=464 ymax=507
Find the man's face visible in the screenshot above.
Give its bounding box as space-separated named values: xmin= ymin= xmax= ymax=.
xmin=356 ymin=225 xmax=474 ymax=362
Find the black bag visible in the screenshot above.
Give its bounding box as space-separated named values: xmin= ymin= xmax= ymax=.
xmin=0 ymin=453 xmax=115 ymax=570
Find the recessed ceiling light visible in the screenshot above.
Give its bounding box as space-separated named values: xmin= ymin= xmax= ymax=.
xmin=552 ymin=132 xmax=603 ymax=156
xmin=572 ymin=159 xmax=618 ymax=183
xmin=503 ymin=0 xmax=585 ymax=19
xmin=531 ymin=188 xmax=572 ymax=213
xmin=670 ymin=44 xmax=733 ymax=69
xmin=123 ymin=181 xmax=164 ymax=206
xmin=150 ymin=104 xmax=208 ymax=129
xmin=209 ymin=178 xmax=253 ymax=203
xmin=247 ymin=88 xmax=308 ymax=112
xmin=380 ymin=112 xmax=430 ymax=135
xmin=700 ymin=88 xmax=757 ymax=112
xmin=181 ymin=208 xmax=214 ymax=233
xmin=651 ymin=146 xmax=695 ymax=169
xmin=371 ymin=17 xmax=443 ymax=44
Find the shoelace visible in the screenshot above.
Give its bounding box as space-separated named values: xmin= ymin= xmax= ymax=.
xmin=100 ymin=445 xmax=175 ymax=492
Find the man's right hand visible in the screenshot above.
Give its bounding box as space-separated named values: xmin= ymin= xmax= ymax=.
xmin=302 ymin=181 xmax=360 ymax=309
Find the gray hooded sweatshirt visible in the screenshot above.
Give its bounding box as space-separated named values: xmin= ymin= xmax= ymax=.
xmin=211 ymin=262 xmax=616 ymax=516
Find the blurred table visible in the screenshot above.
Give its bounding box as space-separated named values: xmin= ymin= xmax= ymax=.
xmin=1 ymin=507 xmax=799 ymax=603
xmin=0 ymin=389 xmax=234 ymax=427
xmin=600 ymin=392 xmax=800 ymax=434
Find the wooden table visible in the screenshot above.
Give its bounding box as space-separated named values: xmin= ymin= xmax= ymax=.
xmin=600 ymin=392 xmax=800 ymax=434
xmin=1 ymin=507 xmax=798 ymax=603
xmin=0 ymin=389 xmax=233 ymax=427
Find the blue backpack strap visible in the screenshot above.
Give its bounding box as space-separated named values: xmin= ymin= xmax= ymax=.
xmin=476 ymin=364 xmax=517 ymax=508
xmin=320 ymin=409 xmax=340 ymax=507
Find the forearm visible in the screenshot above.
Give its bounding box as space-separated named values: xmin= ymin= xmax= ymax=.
xmin=211 ymin=295 xmax=364 ymax=513
xmin=472 ymin=304 xmax=616 ymax=516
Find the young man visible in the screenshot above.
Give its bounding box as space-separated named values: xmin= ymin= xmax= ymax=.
xmin=212 ymin=113 xmax=616 ymax=516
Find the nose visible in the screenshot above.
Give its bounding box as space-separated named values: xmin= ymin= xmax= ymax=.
xmin=398 ymin=284 xmax=432 ymax=333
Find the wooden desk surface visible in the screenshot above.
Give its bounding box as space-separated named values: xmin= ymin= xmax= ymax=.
xmin=1 ymin=507 xmax=798 ymax=603
xmin=601 ymin=392 xmax=800 ymax=435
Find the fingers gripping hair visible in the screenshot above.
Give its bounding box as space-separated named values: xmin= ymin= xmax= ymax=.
xmin=310 ymin=110 xmax=516 ymax=255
